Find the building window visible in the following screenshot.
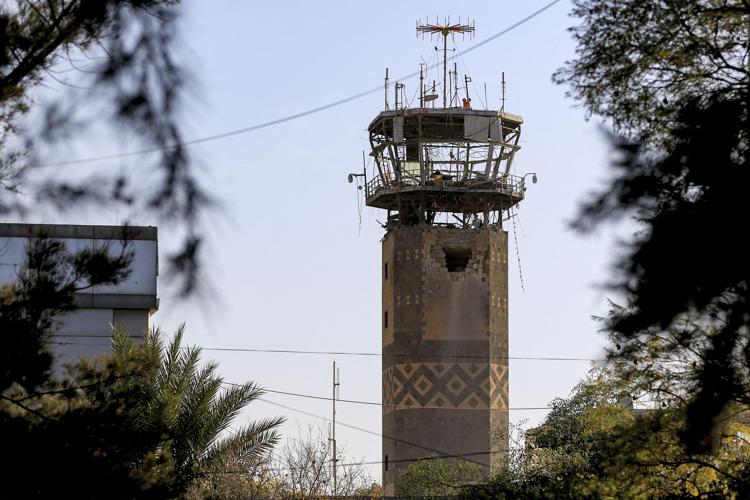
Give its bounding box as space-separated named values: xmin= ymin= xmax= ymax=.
xmin=384 ymin=262 xmax=388 ymax=280
xmin=384 ymin=311 xmax=389 ymax=328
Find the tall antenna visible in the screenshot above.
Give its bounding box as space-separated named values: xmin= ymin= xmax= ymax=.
xmin=417 ymin=17 xmax=475 ymax=108
xmin=419 ymin=63 xmax=424 ymax=108
xmin=384 ymin=68 xmax=390 ymax=110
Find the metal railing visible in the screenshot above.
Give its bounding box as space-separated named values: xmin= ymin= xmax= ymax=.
xmin=365 ymin=169 xmax=526 ymax=199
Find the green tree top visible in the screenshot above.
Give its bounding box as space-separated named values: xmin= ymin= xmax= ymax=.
xmin=553 ymin=0 xmax=749 ymax=142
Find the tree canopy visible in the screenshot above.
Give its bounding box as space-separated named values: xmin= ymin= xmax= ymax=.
xmin=553 ymin=0 xmax=749 ymax=143
xmin=1 ymin=324 xmax=282 ymax=498
xmin=462 ymin=362 xmax=750 ymax=499
xmin=556 ymin=0 xmax=750 ymax=455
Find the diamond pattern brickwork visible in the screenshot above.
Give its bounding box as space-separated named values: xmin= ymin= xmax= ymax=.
xmin=383 ymin=361 xmax=508 ymax=413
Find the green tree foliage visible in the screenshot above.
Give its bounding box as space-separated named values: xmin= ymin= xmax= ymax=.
xmin=1 ymin=323 xmax=282 ymax=498
xmin=1 ymin=332 xmax=176 ymax=498
xmin=553 ymin=0 xmax=749 ymax=142
xmin=111 ymin=326 xmax=284 ymax=494
xmin=0 ymin=234 xmax=281 ymax=497
xmin=555 ymin=0 xmax=750 ymax=454
xmin=185 ymin=450 xmax=283 ymax=499
xmin=395 ymin=456 xmax=484 ymax=497
xmin=465 ymin=363 xmax=750 ymax=499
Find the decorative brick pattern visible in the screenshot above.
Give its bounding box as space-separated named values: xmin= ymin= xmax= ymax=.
xmin=383 ymin=361 xmax=508 ymax=414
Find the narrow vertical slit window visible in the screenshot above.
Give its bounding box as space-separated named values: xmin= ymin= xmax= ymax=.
xmin=384 ymin=311 xmax=389 ymax=328
xmin=384 ymin=262 xmax=389 ymax=280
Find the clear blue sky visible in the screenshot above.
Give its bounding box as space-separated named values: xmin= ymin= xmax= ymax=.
xmin=33 ymin=0 xmax=631 ymax=482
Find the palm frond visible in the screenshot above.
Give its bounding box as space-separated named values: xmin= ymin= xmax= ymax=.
xmin=111 ymin=327 xmax=136 ymax=354
xmin=201 ymin=382 xmax=266 ymax=451
xmin=201 ymin=416 xmax=285 ymax=472
xmin=111 ymin=325 xmax=284 ymax=492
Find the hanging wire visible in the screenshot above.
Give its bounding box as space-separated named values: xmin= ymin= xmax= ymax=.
xmin=47 ymin=340 xmax=600 ymax=361
xmin=510 ymin=205 xmax=526 ymax=292
xmin=356 ymin=177 xmax=363 ymax=235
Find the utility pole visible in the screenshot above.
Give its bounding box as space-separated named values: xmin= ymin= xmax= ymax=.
xmin=331 ymin=362 xmax=340 ymax=496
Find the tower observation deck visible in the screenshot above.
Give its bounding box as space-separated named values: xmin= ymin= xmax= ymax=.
xmin=365 ymin=106 xmax=526 ymax=225
xmin=353 ymin=19 xmax=535 ymax=495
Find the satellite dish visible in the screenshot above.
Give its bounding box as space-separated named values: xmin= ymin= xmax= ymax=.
xmin=423 ymin=94 xmax=439 ymax=102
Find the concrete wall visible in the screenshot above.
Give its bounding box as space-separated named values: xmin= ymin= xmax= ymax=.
xmin=381 ymin=226 xmax=509 ymax=495
xmin=0 ymin=223 xmax=158 ymax=367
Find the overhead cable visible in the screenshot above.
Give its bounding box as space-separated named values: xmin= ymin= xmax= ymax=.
xmin=49 ymin=339 xmax=599 ymax=362
xmin=30 ymin=0 xmax=563 ymax=169
xmin=223 ymin=381 xmax=552 ymax=411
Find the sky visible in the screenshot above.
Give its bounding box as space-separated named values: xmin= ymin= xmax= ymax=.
xmin=26 ymin=0 xmax=634 ymax=483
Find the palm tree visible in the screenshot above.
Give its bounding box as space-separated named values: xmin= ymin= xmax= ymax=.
xmin=112 ymin=325 xmax=284 ymax=493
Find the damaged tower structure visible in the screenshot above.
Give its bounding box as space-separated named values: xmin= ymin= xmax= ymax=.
xmin=353 ymin=19 xmax=533 ymax=494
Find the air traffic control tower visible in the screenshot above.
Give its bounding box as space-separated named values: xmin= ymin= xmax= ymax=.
xmin=351 ymin=19 xmax=534 ymax=494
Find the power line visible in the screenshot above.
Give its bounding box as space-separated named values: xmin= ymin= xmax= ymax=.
xmin=338 ymin=451 xmax=498 ymax=468
xmin=38 ymin=345 xmax=559 ymax=410
xmin=29 ymin=0 xmax=563 ymax=169
xmin=224 ymin=381 xmax=552 ymax=411
xmin=257 ymin=397 xmax=490 ymax=468
xmin=49 ymin=340 xmax=599 ymax=362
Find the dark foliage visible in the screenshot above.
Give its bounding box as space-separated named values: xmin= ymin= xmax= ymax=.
xmin=0 ymin=239 xmax=280 ymax=497
xmin=0 ymin=0 xmax=208 ymax=295
xmin=1 ymin=236 xmax=131 ymax=393
xmin=553 ymin=0 xmax=749 ymax=143
xmin=555 ymin=0 xmax=750 ymax=456
xmin=0 ymin=347 xmax=177 ymax=499
xmin=0 ymin=4 xmax=277 ymax=496
xmin=576 ymin=94 xmax=749 ymax=453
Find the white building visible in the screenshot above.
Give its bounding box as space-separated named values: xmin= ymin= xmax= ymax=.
xmin=0 ymin=223 xmax=158 ymax=365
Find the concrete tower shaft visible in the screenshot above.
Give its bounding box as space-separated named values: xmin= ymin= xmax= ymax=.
xmin=380 ymin=225 xmax=509 ymax=494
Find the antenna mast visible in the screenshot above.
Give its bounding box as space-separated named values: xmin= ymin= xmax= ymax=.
xmin=419 ymin=63 xmax=424 ymax=108
xmin=384 ymin=68 xmax=390 ymax=110
xmin=501 ymin=72 xmax=506 ymax=112
xmin=417 ymin=17 xmax=474 ymax=108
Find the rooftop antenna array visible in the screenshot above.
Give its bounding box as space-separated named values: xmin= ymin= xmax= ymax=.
xmin=416 ymin=17 xmax=475 ymax=108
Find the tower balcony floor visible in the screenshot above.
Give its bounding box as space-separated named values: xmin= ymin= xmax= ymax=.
xmin=365 ymin=174 xmax=526 ymax=212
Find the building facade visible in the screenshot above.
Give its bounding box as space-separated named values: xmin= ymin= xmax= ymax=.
xmin=0 ymin=223 xmax=158 ymax=366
